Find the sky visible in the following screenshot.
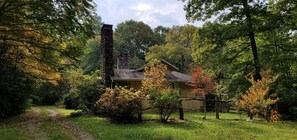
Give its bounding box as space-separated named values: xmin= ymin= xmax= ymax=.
xmin=94 ymin=0 xmax=205 ymax=28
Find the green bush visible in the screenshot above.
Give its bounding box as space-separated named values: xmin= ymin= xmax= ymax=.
xmin=95 ymin=86 xmax=143 ymax=122
xmin=63 ymin=92 xmax=81 ymax=109
xmin=150 ymin=89 xmax=182 ymax=123
xmin=78 ymin=72 xmax=105 ymax=113
xmin=31 ymin=83 xmax=61 ymax=105
xmin=0 ymin=60 xmax=33 ymax=119
xmin=62 ymin=70 xmax=105 ymax=113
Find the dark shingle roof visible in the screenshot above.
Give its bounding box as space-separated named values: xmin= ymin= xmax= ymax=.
xmin=112 ymin=69 xmax=194 ymax=83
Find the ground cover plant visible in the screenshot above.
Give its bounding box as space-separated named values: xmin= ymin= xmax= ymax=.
xmin=1 ymin=106 xmax=297 ymax=140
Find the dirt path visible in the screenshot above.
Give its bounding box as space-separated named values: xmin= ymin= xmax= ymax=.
xmin=18 ymin=108 xmax=47 ymax=140
xmin=47 ymin=109 xmax=95 ymax=140
xmin=10 ymin=107 xmax=95 ymax=140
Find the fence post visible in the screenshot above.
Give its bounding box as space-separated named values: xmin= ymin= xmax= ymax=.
xmin=179 ymin=107 xmax=184 ymax=120
xmin=215 ymin=96 xmax=220 ymax=119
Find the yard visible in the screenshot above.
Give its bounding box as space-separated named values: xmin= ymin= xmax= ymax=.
xmin=1 ymin=106 xmax=297 ymax=140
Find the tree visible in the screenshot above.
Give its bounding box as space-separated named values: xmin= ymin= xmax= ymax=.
xmin=236 ymin=71 xmax=279 ymax=122
xmin=114 ymin=20 xmax=156 ymax=68
xmin=153 ymin=25 xmax=169 ymax=45
xmin=0 ymin=0 xmax=97 ymax=118
xmin=81 ymin=36 xmax=101 ymax=74
xmin=80 ymin=15 xmax=103 ymax=74
xmin=182 ymin=0 xmax=297 ymax=120
xmin=142 ymin=59 xmax=182 ymax=123
xmin=141 ymin=59 xmax=168 ymax=95
xmin=189 ymin=67 xmax=216 ymax=119
xmin=146 ymin=25 xmax=197 ymax=73
xmin=182 ymin=0 xmax=294 ymax=80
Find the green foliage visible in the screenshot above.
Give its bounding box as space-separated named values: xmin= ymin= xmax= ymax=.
xmin=0 ymin=59 xmax=34 ymax=119
xmin=153 ymin=25 xmax=169 ymax=45
xmin=79 ymin=71 xmax=105 ymax=112
xmin=0 ymin=0 xmax=98 ymax=118
xmin=80 ymin=15 xmax=103 ymax=74
xmin=64 ymin=92 xmax=82 ymax=109
xmin=62 ymin=69 xmax=105 ymax=113
xmin=114 ymin=20 xmax=156 ymax=68
xmin=149 ymin=89 xmax=182 ymax=123
xmin=95 ymin=86 xmax=143 ymax=123
xmin=182 ymin=0 xmax=297 ymax=120
xmin=81 ymin=36 xmax=101 ymax=74
xmin=146 ymin=25 xmax=196 ymax=73
xmin=31 ymin=83 xmax=61 ymax=106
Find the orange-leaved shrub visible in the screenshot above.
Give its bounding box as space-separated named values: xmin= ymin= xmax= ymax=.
xmin=236 ymin=71 xmax=279 ymax=122
xmin=95 ymin=86 xmax=143 ymax=122
xmin=142 ymin=59 xmax=182 ymax=123
xmin=141 ymin=59 xmax=168 ymax=95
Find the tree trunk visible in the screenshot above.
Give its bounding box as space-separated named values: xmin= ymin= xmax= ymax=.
xmin=138 ymin=112 xmax=142 ymax=121
xmin=242 ymin=0 xmax=261 ymax=81
xmin=203 ymin=95 xmax=206 ymax=119
xmin=247 ymin=111 xmax=253 ymax=121
xmin=215 ymin=97 xmax=220 ymax=119
xmin=179 ymin=107 xmax=184 ymax=120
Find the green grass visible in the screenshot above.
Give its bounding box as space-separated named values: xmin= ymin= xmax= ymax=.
xmin=40 ymin=121 xmax=74 ymax=140
xmin=68 ymin=112 xmax=297 ymax=140
xmin=1 ymin=106 xmax=297 ymax=140
xmin=0 ymin=106 xmax=78 ymax=140
xmin=0 ymin=122 xmax=31 ymax=140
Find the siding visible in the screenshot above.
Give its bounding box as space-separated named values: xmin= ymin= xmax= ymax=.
xmin=175 ymin=82 xmax=204 ymax=111
xmin=114 ymin=80 xmax=204 ymax=111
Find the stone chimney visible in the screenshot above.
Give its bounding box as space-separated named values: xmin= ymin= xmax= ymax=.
xmin=117 ymin=52 xmax=129 ymax=69
xmin=101 ymin=24 xmax=114 ymax=87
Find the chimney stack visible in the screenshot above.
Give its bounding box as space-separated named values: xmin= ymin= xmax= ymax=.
xmin=117 ymin=52 xmax=129 ymax=69
xmin=101 ymin=24 xmax=114 ymax=87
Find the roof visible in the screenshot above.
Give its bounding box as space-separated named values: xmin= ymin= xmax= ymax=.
xmin=112 ymin=69 xmax=194 ymax=83
xmin=134 ymin=59 xmax=179 ymax=72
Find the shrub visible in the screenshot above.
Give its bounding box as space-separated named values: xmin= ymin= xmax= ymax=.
xmin=95 ymin=86 xmax=143 ymax=122
xmin=0 ymin=60 xmax=34 ymax=119
xmin=63 ymin=92 xmax=81 ymax=109
xmin=150 ymin=89 xmax=182 ymax=123
xmin=78 ymin=72 xmax=105 ymax=113
xmin=31 ymin=83 xmax=61 ymax=105
xmin=236 ymin=71 xmax=279 ymax=122
xmin=62 ymin=70 xmax=105 ymax=113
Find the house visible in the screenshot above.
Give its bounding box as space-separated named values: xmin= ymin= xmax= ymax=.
xmin=100 ymin=24 xmax=203 ymax=111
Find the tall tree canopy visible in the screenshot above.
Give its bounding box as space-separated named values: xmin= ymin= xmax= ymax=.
xmin=114 ymin=20 xmax=156 ymax=69
xmin=0 ymin=0 xmax=97 ymax=83
xmin=182 ymin=0 xmax=296 ymax=80
xmin=0 ymin=0 xmax=97 ymax=118
xmin=146 ymin=25 xmax=197 ymax=73
xmin=182 ymin=0 xmax=297 ymax=119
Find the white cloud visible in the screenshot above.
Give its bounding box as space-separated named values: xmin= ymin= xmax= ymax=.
xmin=131 ymin=3 xmax=152 ymax=11
xmin=95 ymin=0 xmax=205 ymax=28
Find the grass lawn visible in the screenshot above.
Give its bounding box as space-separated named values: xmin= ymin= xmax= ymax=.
xmin=69 ymin=112 xmax=297 ymax=140
xmin=1 ymin=106 xmax=297 ymax=140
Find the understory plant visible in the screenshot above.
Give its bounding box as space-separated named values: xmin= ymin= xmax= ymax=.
xmin=236 ymin=71 xmax=280 ymax=122
xmin=62 ymin=70 xmax=105 ymax=114
xmin=95 ymin=86 xmax=143 ymax=123
xmin=150 ymin=89 xmax=182 ymax=123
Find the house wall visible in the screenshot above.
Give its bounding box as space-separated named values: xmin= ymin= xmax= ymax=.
xmin=127 ymin=81 xmax=142 ymax=90
xmin=115 ymin=80 xmax=204 ymax=111
xmin=175 ymin=82 xmax=203 ymax=111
